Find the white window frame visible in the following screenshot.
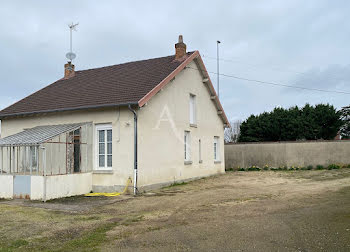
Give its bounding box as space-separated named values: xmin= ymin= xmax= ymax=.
xmin=184 ymin=131 xmax=191 ymax=162
xmin=95 ymin=124 xmax=113 ymax=170
xmin=214 ymin=136 xmax=220 ymax=162
xmin=189 ymin=94 xmax=196 ymax=125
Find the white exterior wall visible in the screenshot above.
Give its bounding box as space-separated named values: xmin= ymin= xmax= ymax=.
xmin=0 ymin=175 xmax=13 ymax=199
xmin=137 ymin=61 xmax=225 ymax=188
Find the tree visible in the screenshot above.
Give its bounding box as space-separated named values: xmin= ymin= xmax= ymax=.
xmin=224 ymin=120 xmax=242 ymax=143
xmin=238 ymin=104 xmax=343 ymax=142
xmin=340 ymin=106 xmax=350 ymax=139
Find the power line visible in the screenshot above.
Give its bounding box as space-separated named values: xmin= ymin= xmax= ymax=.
xmin=202 ymin=54 xmax=349 ymax=81
xmin=185 ymin=66 xmax=350 ymax=95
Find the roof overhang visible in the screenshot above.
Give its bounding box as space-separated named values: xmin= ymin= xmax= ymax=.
xmin=0 ymin=102 xmax=138 ymax=120
xmin=138 ymin=51 xmax=230 ymax=127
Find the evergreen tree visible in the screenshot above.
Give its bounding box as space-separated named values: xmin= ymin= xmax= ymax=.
xmin=238 ymin=104 xmax=343 ymax=142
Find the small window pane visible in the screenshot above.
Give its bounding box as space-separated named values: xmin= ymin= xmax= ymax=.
xmin=107 ymin=143 xmax=112 ymax=155
xmin=99 ymin=130 xmax=105 ymax=143
xmin=107 ymin=130 xmax=112 ymax=142
xmin=99 ymin=143 xmax=105 ymax=154
xmin=99 ymin=155 xmax=105 ymax=167
xmin=107 ymin=155 xmax=112 ymax=167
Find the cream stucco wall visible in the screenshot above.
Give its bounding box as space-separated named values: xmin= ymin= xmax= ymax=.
xmin=137 ymin=60 xmax=225 ymax=188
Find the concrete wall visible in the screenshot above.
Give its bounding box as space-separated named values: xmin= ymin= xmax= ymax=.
xmin=137 ymin=60 xmax=225 ymax=188
xmin=30 ymin=173 xmax=92 ymax=200
xmin=0 ymin=175 xmax=13 ymax=199
xmin=225 ymin=141 xmax=350 ymax=169
xmin=44 ymin=173 xmax=92 ymax=200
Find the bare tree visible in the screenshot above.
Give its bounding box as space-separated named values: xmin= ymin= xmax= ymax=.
xmin=224 ymin=120 xmax=242 ymax=143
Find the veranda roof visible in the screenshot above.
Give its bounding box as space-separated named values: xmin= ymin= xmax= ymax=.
xmin=0 ymin=123 xmax=87 ymax=146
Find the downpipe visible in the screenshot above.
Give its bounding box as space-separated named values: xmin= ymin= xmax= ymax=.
xmin=128 ymin=104 xmax=138 ymax=195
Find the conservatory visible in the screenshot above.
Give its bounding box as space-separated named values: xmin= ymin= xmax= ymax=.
xmin=0 ymin=123 xmax=93 ymax=201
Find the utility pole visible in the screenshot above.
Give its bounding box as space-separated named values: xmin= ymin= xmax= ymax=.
xmin=217 ymin=40 xmax=221 ymax=99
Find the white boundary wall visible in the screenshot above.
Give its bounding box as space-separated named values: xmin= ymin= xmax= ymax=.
xmin=44 ymin=173 xmax=92 ymax=200
xmin=0 ymin=173 xmax=93 ymax=200
xmin=0 ymin=175 xmax=13 ymax=199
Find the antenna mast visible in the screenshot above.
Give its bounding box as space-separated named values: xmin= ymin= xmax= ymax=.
xmin=66 ymin=22 xmax=79 ymax=62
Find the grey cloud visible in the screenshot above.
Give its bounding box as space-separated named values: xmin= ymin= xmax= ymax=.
xmin=0 ymin=0 xmax=350 ymax=121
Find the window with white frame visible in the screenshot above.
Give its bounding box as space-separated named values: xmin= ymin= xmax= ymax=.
xmin=96 ymin=124 xmax=112 ymax=170
xmin=214 ymin=136 xmax=220 ymax=161
xmin=184 ymin=131 xmax=191 ymax=161
xmin=189 ymin=94 xmax=196 ymax=125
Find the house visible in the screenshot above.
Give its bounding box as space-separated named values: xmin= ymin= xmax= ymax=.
xmin=0 ymin=36 xmax=229 ymax=200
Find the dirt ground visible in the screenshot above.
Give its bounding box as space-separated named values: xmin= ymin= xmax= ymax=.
xmin=0 ymin=169 xmax=350 ymax=252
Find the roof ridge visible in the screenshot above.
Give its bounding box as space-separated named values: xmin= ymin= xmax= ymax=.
xmin=77 ymin=51 xmax=195 ymax=73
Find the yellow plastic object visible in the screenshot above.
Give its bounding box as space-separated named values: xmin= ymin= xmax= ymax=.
xmin=85 ymin=178 xmax=132 ymax=197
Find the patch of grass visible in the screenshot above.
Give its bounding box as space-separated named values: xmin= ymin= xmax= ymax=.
xmin=166 ymin=181 xmax=188 ymax=188
xmin=8 ymin=239 xmax=29 ymax=249
xmin=57 ymin=222 xmax=117 ymax=252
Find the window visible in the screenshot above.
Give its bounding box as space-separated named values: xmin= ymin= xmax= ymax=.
xmin=96 ymin=124 xmax=112 ymax=170
xmin=184 ymin=131 xmax=191 ymax=161
xmin=189 ymin=94 xmax=196 ymax=125
xmin=214 ymin=136 xmax=220 ymax=162
xmin=199 ymin=139 xmax=202 ymax=163
xmin=29 ymin=146 xmax=38 ymax=169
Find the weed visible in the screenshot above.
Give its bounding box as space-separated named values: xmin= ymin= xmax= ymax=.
xmin=167 ymin=181 xmax=188 ymax=188
xmin=316 ymin=165 xmax=324 ymax=170
xmin=328 ymin=164 xmax=340 ymax=170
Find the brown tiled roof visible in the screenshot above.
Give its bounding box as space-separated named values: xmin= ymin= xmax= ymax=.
xmin=0 ymin=52 xmax=195 ymax=118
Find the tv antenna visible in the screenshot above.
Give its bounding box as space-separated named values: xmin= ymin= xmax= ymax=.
xmin=66 ymin=22 xmax=79 ymax=62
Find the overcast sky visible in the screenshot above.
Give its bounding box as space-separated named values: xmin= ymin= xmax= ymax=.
xmin=1 ymin=0 xmax=349 ymax=122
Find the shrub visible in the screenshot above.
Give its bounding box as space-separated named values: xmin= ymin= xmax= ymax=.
xmin=316 ymin=165 xmax=324 ymax=170
xmin=346 ymin=164 xmax=350 ymax=168
xmin=327 ymin=164 xmax=340 ymax=170
xmin=283 ymin=166 xmax=288 ymax=170
xmin=307 ymin=165 xmax=313 ymax=170
xmin=238 ymin=167 xmax=245 ymax=171
xmin=226 ymin=168 xmax=234 ymax=172
xmin=263 ymin=165 xmax=269 ymax=171
xmin=301 ymin=167 xmax=307 ymax=170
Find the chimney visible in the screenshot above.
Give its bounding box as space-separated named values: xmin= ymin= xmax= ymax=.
xmin=175 ymin=35 xmax=187 ymax=60
xmin=64 ymin=62 xmax=75 ymax=79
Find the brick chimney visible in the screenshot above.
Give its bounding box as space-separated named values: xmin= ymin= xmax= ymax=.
xmin=175 ymin=35 xmax=187 ymax=60
xmin=64 ymin=62 xmax=75 ymax=79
